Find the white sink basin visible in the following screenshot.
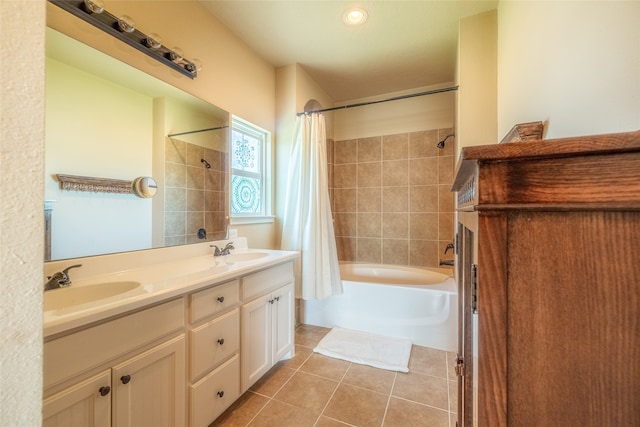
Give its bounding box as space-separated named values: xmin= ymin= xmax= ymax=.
xmin=44 ymin=281 xmax=142 ymax=311
xmin=218 ymin=252 xmax=269 ymax=264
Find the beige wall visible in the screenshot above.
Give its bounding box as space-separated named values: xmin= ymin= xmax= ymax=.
xmin=456 ymin=9 xmax=498 ymax=158
xmin=498 ymin=1 xmax=640 ymax=139
xmin=1 ymin=0 xmax=46 ymax=425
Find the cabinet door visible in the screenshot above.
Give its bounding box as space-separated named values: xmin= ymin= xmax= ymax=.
xmin=241 ymin=294 xmax=272 ymax=392
xmin=112 ymin=335 xmax=185 ymax=427
xmin=43 ymin=370 xmax=111 ymax=427
xmin=272 ymin=283 xmax=294 ymax=362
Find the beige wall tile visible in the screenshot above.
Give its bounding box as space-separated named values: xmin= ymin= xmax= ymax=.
xmin=409 ymin=157 xmax=438 ymax=185
xmin=382 ymin=133 xmax=408 ymax=160
xmin=439 ymin=213 xmax=454 ymax=242
xmin=439 ymin=184 xmax=454 ymax=212
xmin=186 ymin=165 xmax=205 ymax=189
xmin=409 ymin=239 xmax=438 ymax=267
xmin=357 ymin=213 xmax=381 ymax=237
xmin=205 ymin=169 xmax=222 ymax=191
xmin=410 ymin=185 xmax=438 ymax=212
xmin=382 ymin=160 xmax=408 ymax=186
xmin=165 ymin=162 xmax=186 ymax=187
xmin=438 ymin=155 xmax=455 ymax=184
xmin=334 ymin=139 xmax=357 ymax=164
xmin=186 ymin=142 xmax=204 ymax=167
xmin=356 ymin=238 xmax=381 ymax=263
xmin=410 ymin=213 xmax=438 ymax=240
xmin=334 ymin=164 xmax=357 ymax=188
xmin=334 ymin=188 xmax=357 ymax=212
xmin=382 ymin=239 xmax=409 ymax=265
xmin=334 ymin=213 xmax=357 ymax=237
xmin=164 ymin=211 xmax=186 ymax=236
xmin=336 ymin=237 xmax=356 ymax=261
xmin=165 ymin=187 xmax=186 ymax=211
xmin=382 ymin=187 xmax=408 ymax=213
xmin=357 ymin=136 xmax=381 ymax=162
xmin=204 ymin=190 xmax=219 ymax=212
xmin=165 ymin=138 xmax=186 ymax=164
xmin=186 ymin=211 xmax=204 ymax=234
xmin=357 ymin=187 xmax=381 ymax=212
xmin=187 ymin=189 xmax=205 ymax=212
xmin=357 ymin=162 xmax=381 ymax=187
xmin=409 ymin=130 xmax=439 ymax=158
xmin=382 ymin=213 xmax=409 ymax=238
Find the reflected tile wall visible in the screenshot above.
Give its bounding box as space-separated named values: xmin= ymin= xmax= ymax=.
xmin=164 ymin=138 xmax=228 ymax=246
xmin=332 ymin=129 xmax=455 ymax=268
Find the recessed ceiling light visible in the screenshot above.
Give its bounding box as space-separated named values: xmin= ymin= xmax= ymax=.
xmin=343 ymin=8 xmax=368 ymax=26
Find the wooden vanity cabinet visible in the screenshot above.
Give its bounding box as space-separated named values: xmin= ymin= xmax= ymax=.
xmin=453 ymin=131 xmax=640 ymax=427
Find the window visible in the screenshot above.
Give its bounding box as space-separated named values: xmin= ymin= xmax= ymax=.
xmin=230 ymin=116 xmax=271 ymax=221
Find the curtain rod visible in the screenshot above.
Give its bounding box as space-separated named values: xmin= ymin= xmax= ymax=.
xmin=297 ymin=85 xmax=458 ymax=116
xmin=167 ymin=125 xmax=229 ymax=138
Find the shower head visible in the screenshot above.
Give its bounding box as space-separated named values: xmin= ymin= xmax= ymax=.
xmin=437 ymin=133 xmax=455 ymax=149
xmin=201 ymin=158 xmax=211 ymax=169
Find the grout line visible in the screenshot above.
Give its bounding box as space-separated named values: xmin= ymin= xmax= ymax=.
xmin=380 ymin=371 xmax=398 ymax=427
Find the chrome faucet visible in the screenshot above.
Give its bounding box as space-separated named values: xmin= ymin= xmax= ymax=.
xmin=211 ymin=242 xmax=234 ymax=256
xmin=439 ymin=242 xmax=455 ymax=267
xmin=44 ymin=264 xmax=82 ymax=291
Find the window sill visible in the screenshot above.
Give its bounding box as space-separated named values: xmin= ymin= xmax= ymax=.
xmin=230 ymin=215 xmax=275 ymax=225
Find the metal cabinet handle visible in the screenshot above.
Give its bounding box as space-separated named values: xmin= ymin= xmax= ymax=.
xmin=99 ymin=386 xmax=111 ymax=396
xmin=217 ymin=390 xmax=224 ymax=398
xmin=121 ymin=375 xmax=131 ymax=384
xmin=217 ymin=296 xmax=224 ymax=303
xmin=217 ymin=338 xmax=225 ymax=345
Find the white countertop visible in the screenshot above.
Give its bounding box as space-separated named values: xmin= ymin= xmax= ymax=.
xmin=44 ymin=239 xmax=299 ymax=338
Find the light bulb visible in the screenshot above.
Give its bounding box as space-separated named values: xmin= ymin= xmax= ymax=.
xmin=144 ymin=33 xmax=162 ymax=49
xmin=117 ymin=15 xmax=135 ymax=33
xmin=83 ymin=0 xmax=104 ymax=14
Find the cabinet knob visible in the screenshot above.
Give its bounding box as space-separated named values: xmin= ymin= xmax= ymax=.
xmin=217 ymin=338 xmax=225 ymax=345
xmin=269 ymin=299 xmax=274 ymax=304
xmin=275 ymin=296 xmax=280 ymax=301
xmin=121 ymin=375 xmax=131 ymax=384
xmin=99 ymin=386 xmax=111 ymax=396
xmin=217 ymin=296 xmax=225 ymax=303
xmin=217 ymin=390 xmax=224 ymax=398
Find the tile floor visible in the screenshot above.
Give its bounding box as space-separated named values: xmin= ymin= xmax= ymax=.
xmin=211 ymin=324 xmax=458 ymax=427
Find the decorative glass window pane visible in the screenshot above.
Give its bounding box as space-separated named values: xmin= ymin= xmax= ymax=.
xmin=231 ymin=130 xmax=260 ymax=174
xmin=231 ymin=175 xmax=261 ymax=214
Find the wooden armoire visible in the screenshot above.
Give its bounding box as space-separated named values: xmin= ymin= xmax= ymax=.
xmin=452 ymin=130 xmax=640 ymax=427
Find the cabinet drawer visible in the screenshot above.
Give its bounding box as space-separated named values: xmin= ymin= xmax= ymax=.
xmin=190 ymin=279 xmax=239 ymax=323
xmin=189 ymin=354 xmax=240 ymax=427
xmin=242 ymin=261 xmax=294 ymax=301
xmin=189 ymin=308 xmax=239 ymax=380
xmin=44 ymin=298 xmax=184 ymax=390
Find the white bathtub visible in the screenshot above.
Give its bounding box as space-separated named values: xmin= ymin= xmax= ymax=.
xmin=302 ymin=263 xmax=457 ymax=352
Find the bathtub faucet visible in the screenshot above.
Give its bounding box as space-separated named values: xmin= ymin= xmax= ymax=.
xmin=439 ymin=259 xmax=454 ymax=267
xmin=211 ymin=242 xmax=234 ymax=256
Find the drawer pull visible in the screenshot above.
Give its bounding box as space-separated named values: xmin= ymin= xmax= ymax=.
xmin=99 ymin=386 xmax=111 ymax=396
xmin=269 ymin=299 xmax=274 ymax=304
xmin=217 ymin=338 xmax=225 ymax=345
xmin=121 ymin=375 xmax=131 ymax=385
xmin=217 ymin=296 xmax=225 ymax=303
xmin=217 ymin=390 xmax=224 ymax=398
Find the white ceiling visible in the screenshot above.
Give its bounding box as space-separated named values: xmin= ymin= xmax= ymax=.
xmin=199 ymin=1 xmax=498 ymax=102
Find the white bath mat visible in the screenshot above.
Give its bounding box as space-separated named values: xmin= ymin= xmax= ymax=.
xmin=313 ymin=327 xmax=412 ymax=372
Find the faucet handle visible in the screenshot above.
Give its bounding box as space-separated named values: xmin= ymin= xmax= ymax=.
xmin=61 ymin=264 xmax=82 ymax=284
xmin=210 ymin=244 xmax=222 ymax=256
xmin=444 ymin=243 xmax=455 ymax=254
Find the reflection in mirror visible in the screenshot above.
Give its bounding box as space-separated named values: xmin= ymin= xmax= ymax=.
xmin=45 ymin=28 xmax=229 ymax=261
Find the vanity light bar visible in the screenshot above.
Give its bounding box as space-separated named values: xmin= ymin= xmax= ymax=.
xmin=48 ymin=0 xmax=200 ymax=79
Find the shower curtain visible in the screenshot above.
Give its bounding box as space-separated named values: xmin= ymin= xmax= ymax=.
xmin=281 ymin=113 xmax=342 ymax=300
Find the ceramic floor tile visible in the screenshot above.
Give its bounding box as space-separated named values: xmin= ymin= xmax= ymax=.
xmin=211 ymin=392 xmax=270 ymax=427
xmin=249 ymin=364 xmax=296 ymax=398
xmin=278 ymin=345 xmax=313 ymax=370
xmin=323 ymin=383 xmax=388 ymax=426
xmin=248 ymin=400 xmax=318 ymax=427
xmin=273 ymin=371 xmax=338 ymax=414
xmin=383 ymin=397 xmax=449 ymax=427
xmin=314 ymin=416 xmax=353 ymax=427
xmin=342 ymin=363 xmax=396 ymax=394
xmin=299 ymin=353 xmax=350 ymax=381
xmin=408 ymin=345 xmax=448 ymax=378
xmin=294 ymin=325 xmax=330 ymax=348
xmin=392 ymin=371 xmax=449 ymax=410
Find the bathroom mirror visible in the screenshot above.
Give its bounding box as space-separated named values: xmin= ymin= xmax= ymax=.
xmin=45 ymin=28 xmax=230 ymax=261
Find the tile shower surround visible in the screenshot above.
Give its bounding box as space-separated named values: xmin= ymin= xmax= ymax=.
xmin=330 ymin=129 xmax=455 ymax=268
xmin=164 ymin=138 xmax=228 ymax=246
